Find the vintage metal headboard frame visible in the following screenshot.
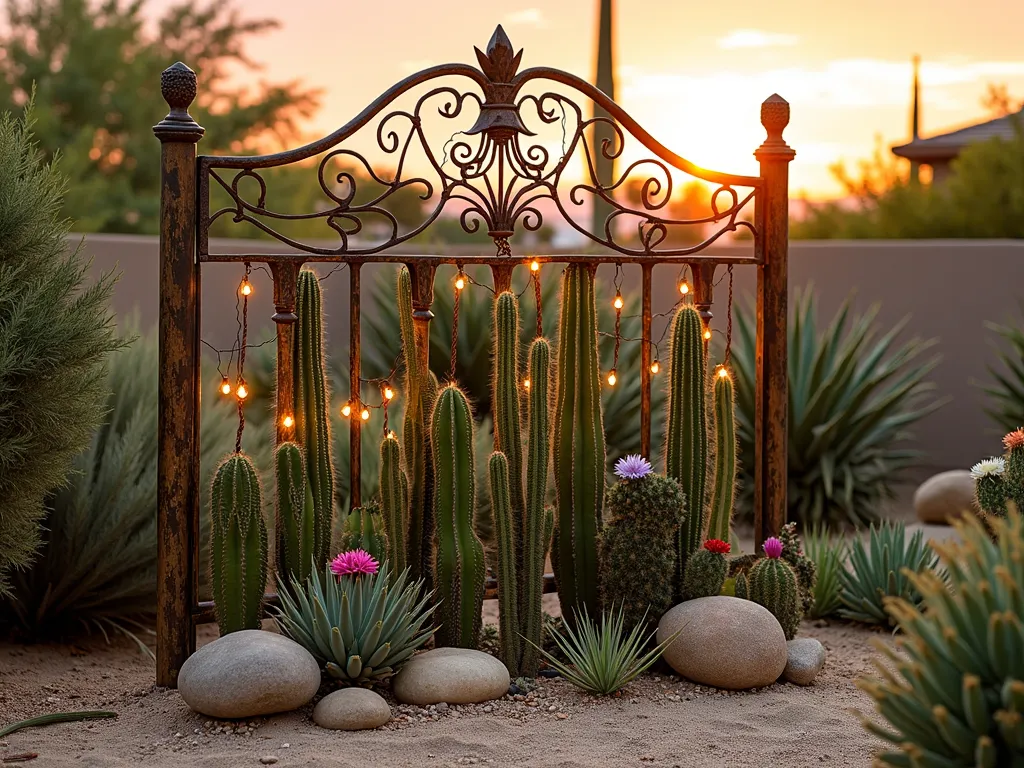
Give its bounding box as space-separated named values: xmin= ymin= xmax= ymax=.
xmin=153 ymin=26 xmax=794 ymax=687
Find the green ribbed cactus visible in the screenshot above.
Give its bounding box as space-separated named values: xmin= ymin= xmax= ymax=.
xmin=379 ymin=433 xmax=408 ymax=575
xmin=493 ymin=292 xmax=526 ymax=548
xmin=338 ymin=500 xmax=388 ymax=563
xmin=553 ymin=264 xmax=606 ymax=622
xmin=682 ymin=540 xmax=730 ymax=600
xmin=665 ymin=305 xmax=708 ymax=595
xmin=398 ymin=268 xmax=436 ymax=591
xmin=489 ymin=451 xmax=520 ymax=673
xmin=707 ymin=369 xmax=737 ymax=544
xmin=291 ymin=268 xmax=334 ymax=570
xmin=431 ymin=384 xmax=485 ymax=648
xmin=747 ymin=540 xmax=802 ymax=639
xmin=275 ymin=442 xmax=315 ymax=587
xmin=211 ymin=453 xmax=267 ymax=635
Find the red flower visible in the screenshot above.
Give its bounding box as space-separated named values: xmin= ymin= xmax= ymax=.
xmin=703 ymin=539 xmax=731 ymax=555
xmin=1004 ymin=429 xmax=1024 ymax=451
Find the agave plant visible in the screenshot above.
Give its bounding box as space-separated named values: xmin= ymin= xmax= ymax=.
xmin=982 ymin=311 xmax=1024 ymax=433
xmin=731 ymin=287 xmax=943 ymax=528
xmin=858 ymin=511 xmax=1024 ymax=767
xmin=275 ymin=561 xmax=435 ymax=683
xmin=804 ymin=525 xmax=847 ymax=619
xmin=531 ymin=605 xmax=674 ymax=695
xmin=839 ymin=521 xmax=940 ymax=625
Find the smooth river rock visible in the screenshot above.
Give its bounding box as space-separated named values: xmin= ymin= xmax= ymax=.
xmin=783 ymin=637 xmax=827 ymax=685
xmin=392 ymin=648 xmax=510 ymax=706
xmin=914 ymin=470 xmax=976 ymax=524
xmin=313 ymin=688 xmax=392 ymax=730
xmin=657 ymin=596 xmax=788 ymax=690
xmin=178 ymin=630 xmax=321 ymax=719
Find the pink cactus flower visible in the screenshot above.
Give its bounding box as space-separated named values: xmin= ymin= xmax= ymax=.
xmin=762 ymin=537 xmax=784 ymax=559
xmin=330 ymin=549 xmax=379 ymax=577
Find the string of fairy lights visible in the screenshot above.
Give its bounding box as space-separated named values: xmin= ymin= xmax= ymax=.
xmin=208 ymin=259 xmax=735 ymax=445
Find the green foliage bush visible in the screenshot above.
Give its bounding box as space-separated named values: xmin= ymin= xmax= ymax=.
xmin=981 ymin=311 xmax=1024 ymax=434
xmin=804 ymin=526 xmax=846 ymax=620
xmin=0 ymin=106 xmax=119 ymax=597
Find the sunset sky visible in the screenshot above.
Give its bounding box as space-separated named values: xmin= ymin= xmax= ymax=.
xmin=153 ymin=0 xmax=1024 ymax=199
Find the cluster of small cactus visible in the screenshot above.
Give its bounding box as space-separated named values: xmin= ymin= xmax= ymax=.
xmin=738 ymin=537 xmax=802 ymax=640
xmin=970 ymin=428 xmax=1024 ymax=518
xmin=552 ymin=264 xmax=606 ymax=621
xmin=600 ymin=456 xmax=685 ymax=631
xmin=681 ymin=539 xmax=730 ymax=600
xmin=778 ymin=521 xmax=817 ymax=616
xmin=338 ymin=501 xmax=389 ymax=564
xmin=211 ymin=453 xmax=267 ymax=635
xmin=431 ymin=384 xmax=486 ymax=648
xmin=664 ymin=305 xmax=708 ymax=597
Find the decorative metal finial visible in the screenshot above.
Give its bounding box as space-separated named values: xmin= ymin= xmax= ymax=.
xmin=474 ymin=25 xmax=522 ymax=83
xmin=760 ymin=94 xmax=790 ymax=141
xmin=466 ymin=25 xmax=532 ymax=142
xmin=154 ymin=62 xmax=204 ymax=143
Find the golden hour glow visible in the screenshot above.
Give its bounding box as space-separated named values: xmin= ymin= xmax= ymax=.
xmin=282 ymin=415 xmax=294 ymax=428
xmin=341 ymin=403 xmax=352 ymax=417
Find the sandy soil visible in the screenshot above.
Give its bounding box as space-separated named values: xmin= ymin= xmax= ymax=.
xmin=0 ymin=594 xmax=888 ymax=768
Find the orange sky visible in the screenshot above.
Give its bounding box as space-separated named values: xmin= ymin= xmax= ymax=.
xmin=153 ymin=0 xmax=1024 ymax=199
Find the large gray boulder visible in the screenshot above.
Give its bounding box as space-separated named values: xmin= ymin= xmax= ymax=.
xmin=392 ymin=648 xmax=509 ymax=706
xmin=313 ymin=688 xmax=392 ymax=730
xmin=657 ymin=596 xmax=788 ymax=690
xmin=783 ymin=637 xmax=826 ymax=685
xmin=178 ymin=630 xmax=321 ymax=719
xmin=914 ymin=470 xmax=976 ymax=525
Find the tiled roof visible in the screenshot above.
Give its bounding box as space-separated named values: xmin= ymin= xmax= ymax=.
xmin=892 ymin=110 xmax=1023 ymax=161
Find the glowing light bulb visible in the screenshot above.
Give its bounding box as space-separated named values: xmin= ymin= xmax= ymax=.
xmin=650 ymin=361 xmax=660 ymax=374
xmin=679 ymin=282 xmax=689 ymax=295
xmin=704 ymin=329 xmax=712 ymax=341
xmin=383 ymin=386 xmax=395 ymax=401
xmin=388 ymin=430 xmax=397 ymax=439
xmin=236 ymin=382 xmax=248 ymax=400
xmin=607 ymin=370 xmax=617 ymax=387
xmin=220 ymin=377 xmax=232 ymax=396
xmin=360 ymin=408 xmax=370 ymax=421
xmin=530 ymin=260 xmax=540 ymax=272
xmin=341 ymin=403 xmax=352 ymax=417
xmin=240 ymin=280 xmax=252 ymax=297
xmin=718 ymin=366 xmax=730 ymax=379
xmin=523 ymin=378 xmax=531 ymax=390
xmin=282 ymin=415 xmax=294 ymax=428
xmin=613 ymin=294 xmax=624 ymax=310
xmin=455 ymin=275 xmax=466 ymax=291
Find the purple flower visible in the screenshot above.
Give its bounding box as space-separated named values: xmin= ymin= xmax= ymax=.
xmin=614 ymin=454 xmax=653 ymax=480
xmin=330 ymin=549 xmax=379 ymax=577
xmin=763 ymin=537 xmax=784 ymax=559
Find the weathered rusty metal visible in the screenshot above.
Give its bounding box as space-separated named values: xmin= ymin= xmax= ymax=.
xmin=154 ymin=61 xmax=204 ymax=689
xmin=349 ymin=263 xmax=362 ymax=508
xmin=491 ymin=263 xmax=514 ymax=295
xmin=270 ymin=261 xmax=299 ymax=444
xmin=753 ymin=94 xmax=795 ymax=552
xmin=640 ymin=263 xmax=653 ymax=458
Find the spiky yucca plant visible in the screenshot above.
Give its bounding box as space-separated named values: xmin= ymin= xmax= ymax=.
xmin=804 ymin=525 xmax=847 ymax=619
xmin=858 ymin=511 xmax=1024 ymax=767
xmin=981 ymin=311 xmax=1024 ymax=433
xmin=276 ymin=562 xmax=435 ymax=684
xmin=839 ymin=521 xmax=940 ymax=625
xmin=731 ymin=287 xmax=942 ymax=527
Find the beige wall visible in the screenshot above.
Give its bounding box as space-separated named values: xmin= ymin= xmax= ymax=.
xmin=81 ymin=234 xmax=1024 ymax=481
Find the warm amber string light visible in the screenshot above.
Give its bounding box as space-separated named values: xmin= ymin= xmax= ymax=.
xmin=383 ymin=386 xmax=395 ymax=401
xmin=282 ymin=415 xmax=294 ymax=428
xmin=607 ymin=370 xmax=617 ymax=387
xmin=360 ymin=408 xmax=370 ymax=421
xmin=220 ymin=377 xmax=232 ymax=396
xmin=523 ymin=378 xmax=531 ymax=390
xmin=341 ymin=403 xmax=352 ymax=417
xmin=650 ymin=360 xmax=660 ymax=374
xmin=236 ymin=381 xmax=248 ymax=400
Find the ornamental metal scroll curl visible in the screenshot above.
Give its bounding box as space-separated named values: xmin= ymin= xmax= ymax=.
xmin=199 ymin=25 xmax=762 ymax=259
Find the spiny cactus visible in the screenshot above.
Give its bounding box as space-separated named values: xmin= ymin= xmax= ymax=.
xmin=211 ymin=453 xmax=267 ymax=635
xmin=707 ymin=368 xmax=737 ymax=544
xmin=431 ymin=384 xmax=485 ymax=648
xmin=489 ymin=451 xmax=520 ymax=673
xmin=338 ymin=501 xmax=388 ymax=564
xmin=682 ymin=539 xmax=730 ymax=601
xmin=600 ymin=470 xmax=684 ymax=631
xmin=779 ymin=521 xmax=817 ymax=616
xmin=493 ymin=291 xmax=527 ymax=549
xmin=665 ymin=304 xmax=708 ymax=594
xmin=275 ymin=442 xmax=315 ymax=587
xmin=746 ymin=538 xmax=802 ymax=640
xmin=972 ymin=457 xmax=1008 ymax=517
xmin=553 ymin=264 xmax=606 ymax=622
xmin=291 ymin=268 xmax=334 ymax=570
xmin=379 ymin=433 xmax=409 ymax=575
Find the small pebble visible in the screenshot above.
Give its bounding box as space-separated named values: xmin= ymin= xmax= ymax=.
xmin=556 ymin=713 xmax=568 ymax=720
xmin=436 ymin=702 xmax=449 ymax=713
xmin=260 ymin=757 xmax=279 ymax=765
xmin=508 ymin=684 xmax=522 ymax=696
xmin=538 ymin=669 xmax=560 ymax=679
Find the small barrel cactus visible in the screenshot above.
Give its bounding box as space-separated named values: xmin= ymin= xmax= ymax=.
xmin=682 ymin=539 xmax=731 ymax=600
xmin=972 ymin=457 xmax=1008 ymax=516
xmin=746 ymin=537 xmax=802 ymax=640
xmin=338 ymin=501 xmax=389 ymax=565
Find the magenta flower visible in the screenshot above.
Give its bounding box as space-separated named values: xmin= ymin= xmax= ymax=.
xmin=330 ymin=549 xmax=379 ymax=577
xmin=614 ymin=454 xmax=653 ymax=480
xmin=763 ymin=537 xmax=784 ymax=559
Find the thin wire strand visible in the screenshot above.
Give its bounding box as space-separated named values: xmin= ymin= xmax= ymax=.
xmin=234 ymin=263 xmax=251 ymax=454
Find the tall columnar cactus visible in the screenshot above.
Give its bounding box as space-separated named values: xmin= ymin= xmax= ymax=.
xmin=211 ymin=453 xmax=267 ymax=636
xmin=493 ymin=291 xmax=526 ymax=548
xmin=398 ymin=268 xmax=436 ymax=591
xmin=665 ymin=304 xmax=708 ymax=593
xmin=275 ymin=442 xmax=315 ymax=587
xmin=599 ymin=465 xmax=684 ymax=631
xmin=553 ymin=264 xmax=606 ymax=622
xmin=431 ymin=384 xmax=485 ymax=648
xmin=707 ymin=369 xmax=737 ymax=544
xmin=682 ymin=539 xmax=730 ymax=600
xmin=338 ymin=501 xmax=389 ymax=564
xmin=379 ymin=434 xmax=409 ymax=575
xmin=291 ymin=268 xmax=334 ymax=570
xmin=489 ymin=451 xmax=520 ymax=673
xmin=747 ymin=537 xmax=802 ymax=640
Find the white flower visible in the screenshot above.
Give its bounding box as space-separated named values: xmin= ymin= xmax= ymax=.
xmin=970 ymin=457 xmax=1006 ymax=479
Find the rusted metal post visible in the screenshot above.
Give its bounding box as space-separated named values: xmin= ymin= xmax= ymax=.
xmin=692 ymin=262 xmax=716 ymax=355
xmin=270 ymin=262 xmax=299 ymax=444
xmin=491 ymin=263 xmax=514 ymax=295
xmin=349 ymin=263 xmax=362 ymax=508
xmin=640 ymin=263 xmax=653 ymax=458
xmin=753 ymin=95 xmax=795 ymax=551
xmin=154 ymin=62 xmax=205 ymax=688
xmin=407 ymin=265 xmax=437 ymax=389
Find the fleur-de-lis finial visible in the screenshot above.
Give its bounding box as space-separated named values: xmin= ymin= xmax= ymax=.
xmin=475 ymin=25 xmax=522 ymax=83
